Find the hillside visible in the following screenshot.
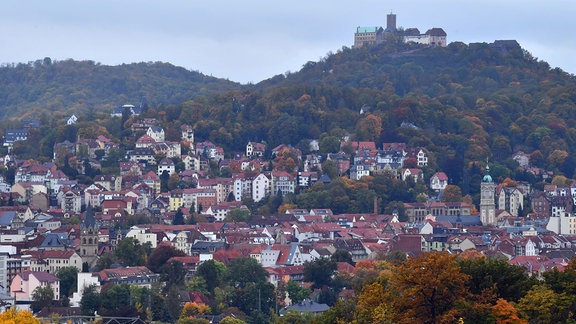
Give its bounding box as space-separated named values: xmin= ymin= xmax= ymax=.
xmin=174 ymin=39 xmax=576 ymax=190
xmin=3 ymin=40 xmax=576 ymax=187
xmin=0 ymin=58 xmax=241 ymax=120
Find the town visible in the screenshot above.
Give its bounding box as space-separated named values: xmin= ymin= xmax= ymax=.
xmin=0 ymin=101 xmax=574 ymax=322
xmin=0 ymin=9 xmax=574 ymax=323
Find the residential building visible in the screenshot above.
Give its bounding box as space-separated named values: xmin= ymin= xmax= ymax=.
xmin=96 ymin=266 xmax=158 ymax=287
xmin=181 ymin=125 xmax=195 ymax=143
xmin=430 ymin=172 xmax=448 ymax=191
xmin=146 ymin=126 xmax=165 ymax=142
xmin=11 ymin=271 xmax=60 ymax=305
xmin=158 ymin=158 xmax=175 ymax=177
xmin=496 ymin=185 xmax=524 ymax=217
xmin=246 ymin=142 xmax=266 ymax=158
xmin=350 ymin=164 xmax=371 ymax=180
xmin=271 ymin=171 xmax=296 ymax=196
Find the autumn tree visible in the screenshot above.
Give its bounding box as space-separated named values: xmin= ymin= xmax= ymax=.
xmin=516 ymin=285 xmax=572 ymax=323
xmin=491 ymin=298 xmax=525 ymax=324
xmin=0 ymin=308 xmax=41 ymax=323
xmin=180 ymin=302 xmax=211 ymax=319
xmin=355 ymin=114 xmax=382 ymax=142
xmin=389 ymin=252 xmax=470 ymax=323
xmin=441 ymin=184 xmax=463 ymax=202
xmin=551 ymin=175 xmax=574 ymax=187
xmin=354 ymin=282 xmax=394 ymax=323
xmin=547 ymin=149 xmax=569 ymax=169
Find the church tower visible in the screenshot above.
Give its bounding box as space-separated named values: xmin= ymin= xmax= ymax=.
xmin=480 ymin=165 xmax=497 ymax=226
xmin=80 ymin=204 xmax=99 ymax=265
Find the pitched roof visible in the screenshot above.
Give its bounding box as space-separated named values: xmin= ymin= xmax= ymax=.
xmin=425 ymin=28 xmax=447 ymax=36
xmin=97 ymin=266 xmax=155 ymax=281
xmin=20 ymin=271 xmax=59 ymax=283
xmin=432 ymin=172 xmax=448 ymax=181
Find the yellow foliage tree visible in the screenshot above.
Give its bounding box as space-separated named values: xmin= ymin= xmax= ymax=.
xmin=516 ymin=285 xmax=573 ymax=323
xmin=180 ymin=302 xmax=211 ymax=320
xmin=0 ymin=308 xmax=41 ymax=324
xmin=277 ymin=203 xmax=297 ymax=214
xmin=354 ymin=282 xmax=394 ymax=323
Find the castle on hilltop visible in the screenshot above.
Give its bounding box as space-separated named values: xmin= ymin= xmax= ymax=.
xmin=354 ymin=13 xmax=447 ymax=48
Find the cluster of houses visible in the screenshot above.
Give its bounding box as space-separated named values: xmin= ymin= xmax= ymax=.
xmin=1 ymin=113 xmax=576 ymax=314
xmin=0 ymin=197 xmax=574 ymax=312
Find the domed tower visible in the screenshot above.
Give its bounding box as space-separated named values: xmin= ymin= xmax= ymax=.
xmin=480 ymin=164 xmax=497 ymax=226
xmin=80 ymin=204 xmax=99 ymax=264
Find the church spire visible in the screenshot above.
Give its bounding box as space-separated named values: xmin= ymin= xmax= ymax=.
xmin=82 ymin=203 xmax=96 ymax=230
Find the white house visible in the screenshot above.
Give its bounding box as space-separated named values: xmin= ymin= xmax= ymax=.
xmin=157 ymin=158 xmax=175 ymax=177
xmin=146 ymin=126 xmax=165 ymax=143
xmin=125 ymin=227 xmax=157 ymax=249
xmin=430 ymin=172 xmax=448 ymax=191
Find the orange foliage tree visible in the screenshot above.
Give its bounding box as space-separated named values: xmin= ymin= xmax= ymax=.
xmin=491 ymin=298 xmax=526 ymax=324
xmin=180 ymin=302 xmax=211 ymax=320
xmin=389 ymin=252 xmax=470 ymax=323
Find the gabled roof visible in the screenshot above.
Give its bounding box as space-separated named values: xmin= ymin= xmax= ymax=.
xmin=136 ymin=134 xmax=156 ymax=144
xmin=432 ymin=172 xmax=448 ymax=181
xmin=20 ymin=271 xmax=59 ymax=283
xmin=148 ymin=126 xmax=164 ymax=133
xmin=425 ymin=28 xmax=447 ymax=36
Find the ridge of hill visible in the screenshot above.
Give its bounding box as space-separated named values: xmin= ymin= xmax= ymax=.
xmin=0 ymin=58 xmax=241 ymax=120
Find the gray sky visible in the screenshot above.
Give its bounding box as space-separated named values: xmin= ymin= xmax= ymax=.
xmin=1 ymin=1 xmax=574 ymax=84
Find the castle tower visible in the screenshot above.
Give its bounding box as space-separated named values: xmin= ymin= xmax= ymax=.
xmin=386 ymin=13 xmax=397 ymax=32
xmin=480 ymin=165 xmax=497 ymax=226
xmin=80 ymin=204 xmax=99 ymax=265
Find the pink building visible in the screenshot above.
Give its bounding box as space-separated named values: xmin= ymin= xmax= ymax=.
xmin=10 ymin=271 xmax=60 ymax=303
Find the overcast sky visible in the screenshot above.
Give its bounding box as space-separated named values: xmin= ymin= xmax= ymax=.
xmin=1 ymin=1 xmax=574 ymax=84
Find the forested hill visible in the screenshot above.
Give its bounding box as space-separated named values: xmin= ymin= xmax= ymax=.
xmin=180 ymin=39 xmax=576 ymax=183
xmin=0 ymin=58 xmax=241 ymax=120
xmin=3 ymin=40 xmax=576 ymax=181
